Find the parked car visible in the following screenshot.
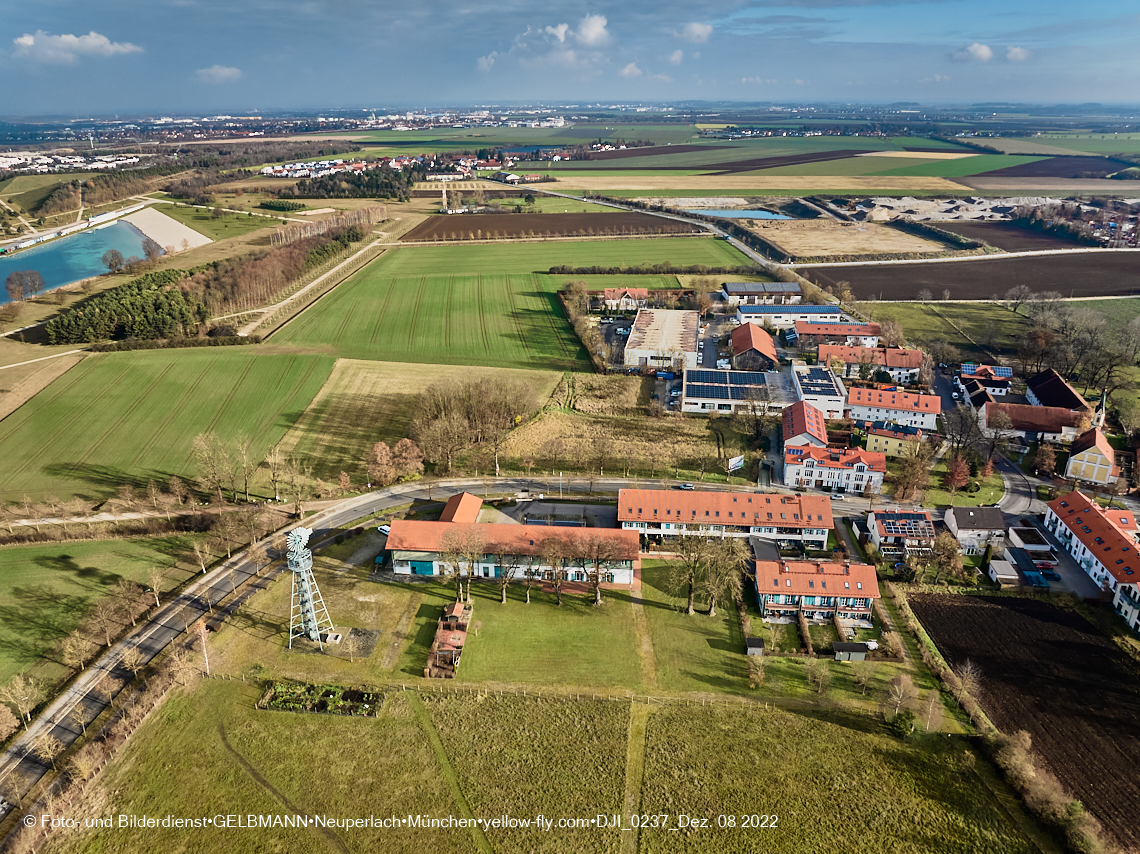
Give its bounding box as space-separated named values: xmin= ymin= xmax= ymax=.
xmin=678 ymin=483 xmax=695 ymax=490
xmin=377 ymin=524 xmax=391 ymax=535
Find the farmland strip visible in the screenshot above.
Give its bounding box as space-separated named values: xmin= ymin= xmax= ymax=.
xmin=621 ymin=703 xmax=652 ymax=854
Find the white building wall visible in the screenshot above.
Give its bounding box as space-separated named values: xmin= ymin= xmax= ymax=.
xmin=847 ymin=405 xmax=937 ymax=431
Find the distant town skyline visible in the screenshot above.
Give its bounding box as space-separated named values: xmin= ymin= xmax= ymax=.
xmin=2 ymin=0 xmax=1137 ymax=115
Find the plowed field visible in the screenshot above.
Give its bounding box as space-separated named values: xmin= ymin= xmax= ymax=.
xmin=909 ymin=594 xmax=1140 ymax=852
xmin=400 ymin=211 xmax=699 ymax=241
xmin=803 ymin=251 xmax=1140 ymax=300
xmin=933 ymin=222 xmax=1085 ymax=251
xmin=974 ymin=156 xmax=1120 ymax=179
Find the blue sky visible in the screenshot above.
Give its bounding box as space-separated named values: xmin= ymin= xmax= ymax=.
xmin=1 ymin=0 xmax=1136 ymax=115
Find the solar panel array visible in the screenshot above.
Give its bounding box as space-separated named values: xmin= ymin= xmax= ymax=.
xmin=879 ymin=513 xmax=935 ymax=537
xmin=797 ymin=367 xmax=841 ymax=397
xmin=687 ymin=385 xmax=762 ymax=401
xmin=684 ymin=370 xmax=768 ymax=388
xmin=686 ymin=370 xmax=728 ymax=385
xmin=962 ymin=363 xmax=1013 ymax=378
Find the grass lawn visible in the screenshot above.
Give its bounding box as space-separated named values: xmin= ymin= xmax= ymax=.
xmin=481 ymin=196 xmax=617 ymax=213
xmin=638 ymin=560 xmax=749 ymax=693
xmin=0 ymin=536 xmax=205 ymax=685
xmin=1 ymin=173 xmax=98 ymax=215
xmin=272 ymin=258 xmax=592 ymax=369
xmin=152 ymin=202 xmax=280 ymax=240
xmin=0 ymin=349 xmax=334 ymax=502
xmin=923 ymin=459 xmax=1005 ymax=509
xmin=861 ymin=301 xmax=1028 ymax=360
xmin=275 ymin=359 xmax=564 ymax=483
xmin=639 ymin=703 xmax=1040 ymax=854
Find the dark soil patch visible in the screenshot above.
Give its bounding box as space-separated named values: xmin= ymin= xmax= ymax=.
xmin=597 ymin=149 xmax=868 ymax=175
xmin=933 ymin=222 xmax=1086 ymax=252
xmin=803 ymin=252 xmax=1140 ymax=300
xmin=973 ymin=156 xmax=1120 ymax=179
xmin=587 ymin=144 xmax=733 ymax=161
xmin=908 ymin=594 xmax=1140 ymax=852
xmin=401 ymin=211 xmax=699 ymax=241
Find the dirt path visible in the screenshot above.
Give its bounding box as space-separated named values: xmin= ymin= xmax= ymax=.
xmin=629 ymin=594 xmax=658 ymax=690
xmin=218 ymin=723 xmax=350 ymax=854
xmin=408 ymin=694 xmax=493 ymax=854
xmin=620 ymin=703 xmax=652 ymax=854
xmin=381 ymin=592 xmax=423 ymax=670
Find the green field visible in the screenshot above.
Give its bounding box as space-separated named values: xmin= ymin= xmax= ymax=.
xmin=0 ymin=536 xmax=204 ymax=685
xmin=0 ymin=350 xmax=334 ymax=502
xmin=860 ymin=301 xmax=1028 ymax=360
xmin=0 ymin=173 xmax=98 ymax=214
xmin=153 ymin=202 xmax=279 ymax=239
xmin=872 ymin=154 xmax=1050 ymax=178
xmin=272 ymin=241 xmax=747 ymax=367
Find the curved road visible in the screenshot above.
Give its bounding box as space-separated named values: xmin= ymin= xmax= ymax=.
xmin=0 ymin=474 xmax=885 ymax=816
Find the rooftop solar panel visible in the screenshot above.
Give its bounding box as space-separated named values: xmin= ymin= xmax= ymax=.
xmin=687 ymin=384 xmax=731 ymax=400
xmin=686 ymin=370 xmax=728 ymax=384
xmin=728 ymin=372 xmax=768 ymax=387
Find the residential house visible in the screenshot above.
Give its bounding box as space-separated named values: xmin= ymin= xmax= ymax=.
xmin=388 ymin=493 xmax=640 ymax=584
xmin=955 ymin=364 xmax=1011 ymax=397
xmin=753 ymin=560 xmax=880 ymax=620
xmin=790 ymin=321 xmax=881 ymax=349
xmin=962 ymin=378 xmax=996 ymax=410
xmin=1064 ymin=427 xmax=1119 ymax=486
xmin=783 ymin=447 xmax=886 ymax=493
xmin=944 ymin=507 xmax=1005 ymax=556
xmin=734 ymin=304 xmax=845 ymax=329
xmin=790 ymin=363 xmax=847 ymax=419
xmin=720 ymin=281 xmax=802 ymax=306
xmin=866 ymin=510 xmax=936 ymax=559
xmin=1043 ymin=491 xmax=1140 ymax=631
xmin=987 ymin=559 xmax=1020 ymax=588
xmin=866 ymin=421 xmax=923 ymax=458
xmin=730 ymin=323 xmax=779 ymax=371
xmin=603 ymin=288 xmax=649 ymax=312
xmin=681 ymin=368 xmax=794 ymax=415
xmin=618 ymin=489 xmax=833 ymax=550
xmin=846 ymin=387 xmax=941 ymax=431
xmin=818 ymin=345 xmax=924 ymax=384
xmin=782 ymin=400 xmax=828 ymax=448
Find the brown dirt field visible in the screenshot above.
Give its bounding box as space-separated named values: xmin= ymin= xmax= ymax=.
xmin=962 ymin=177 xmax=1137 ymax=193
xmin=934 ymin=222 xmax=1086 ymax=252
xmin=597 ymin=149 xmax=868 ymax=174
xmin=803 ymin=251 xmax=1140 ymax=300
xmin=746 ymin=220 xmax=950 ymax=258
xmin=400 ymin=212 xmax=699 ymax=242
xmin=973 ymin=156 xmax=1120 ymax=179
xmin=0 ymin=352 xmax=86 ymax=421
xmin=549 ymin=175 xmax=973 ymax=193
xmin=909 ymin=594 xmax=1140 ymax=852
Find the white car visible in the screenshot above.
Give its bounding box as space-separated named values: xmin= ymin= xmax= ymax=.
xmin=377 ymin=524 xmax=391 ymax=535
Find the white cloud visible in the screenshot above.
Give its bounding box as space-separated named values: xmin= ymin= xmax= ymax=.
xmin=742 ymin=76 xmax=777 ymax=85
xmin=196 ymin=64 xmax=242 ymax=83
xmin=544 ymin=23 xmax=569 ymax=42
xmin=921 ymin=73 xmax=951 ymax=83
xmin=692 ymin=51 xmax=701 ymax=59
xmin=1006 ymin=46 xmax=1030 ymax=61
xmin=651 ymin=73 xmax=673 ymax=82
xmin=953 ymin=42 xmax=993 ymax=62
xmin=619 ymin=62 xmax=642 ymax=78
xmin=680 ymin=22 xmax=713 ymax=44
xmin=669 ymin=49 xmax=683 ymax=65
xmin=476 ymin=51 xmax=498 ymax=71
xmin=12 ymin=30 xmax=142 ymax=64
xmin=575 ymin=14 xmax=609 ymax=47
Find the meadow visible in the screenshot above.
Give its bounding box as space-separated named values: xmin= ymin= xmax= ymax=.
xmin=0 ymin=173 xmax=98 ymax=215
xmin=0 ymin=350 xmax=334 ymax=502
xmin=860 ymin=301 xmax=1028 ymax=360
xmin=0 ymin=536 xmax=205 ymax=685
xmin=275 ymin=359 xmax=564 ymax=483
xmin=152 ymin=202 xmax=281 ymax=240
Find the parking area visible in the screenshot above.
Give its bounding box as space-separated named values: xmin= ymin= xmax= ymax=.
xmin=1012 ymin=516 xmax=1103 ymax=598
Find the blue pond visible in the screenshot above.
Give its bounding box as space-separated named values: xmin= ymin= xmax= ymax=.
xmin=0 ymin=221 xmax=153 ymax=304
xmin=685 ymin=209 xmax=792 ymax=220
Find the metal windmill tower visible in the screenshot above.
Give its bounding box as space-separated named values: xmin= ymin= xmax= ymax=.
xmin=287 ymin=527 xmax=334 ymax=649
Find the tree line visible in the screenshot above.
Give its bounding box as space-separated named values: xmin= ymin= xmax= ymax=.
xmin=39 ymin=173 xmax=156 ymax=217
xmin=44 ymin=269 xmax=203 ymax=343
xmin=279 ymin=164 xmax=426 ymax=202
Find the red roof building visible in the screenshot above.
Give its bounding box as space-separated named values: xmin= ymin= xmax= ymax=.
xmin=782 ymin=400 xmax=828 ymax=448
xmin=782 ymin=447 xmax=886 ymax=493
xmin=847 ymin=386 xmax=941 ymax=430
xmin=792 ymin=322 xmax=881 ymax=348
xmin=753 ymin=560 xmax=880 ymax=619
xmin=984 ymin=402 xmax=1082 ymax=441
xmin=439 ymin=492 xmax=483 ymax=524
xmin=730 ymin=322 xmax=779 ymax=370
xmin=818 ymin=345 xmax=924 ymax=383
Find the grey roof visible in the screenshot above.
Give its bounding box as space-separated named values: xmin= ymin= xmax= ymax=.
xmin=738 ymin=305 xmax=841 ymax=315
xmin=833 ymin=642 xmax=870 ymax=652
xmin=722 ymin=281 xmax=801 ymax=295
xmin=750 ymin=536 xmax=782 ymax=563
xmin=745 ymin=637 xmax=765 ymax=649
xmin=948 ymin=507 xmax=1005 ymax=530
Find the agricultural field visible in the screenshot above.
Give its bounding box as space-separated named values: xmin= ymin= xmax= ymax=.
xmin=0 ymin=173 xmax=98 ymax=214
xmin=544 ymin=174 xmax=972 ymax=194
xmin=865 ymin=301 xmax=1028 ymax=361
xmin=0 ymin=536 xmax=206 ymax=685
xmin=482 ymin=196 xmax=617 ymax=214
xmin=909 ymin=595 xmax=1140 ymax=852
xmin=0 ymin=350 xmax=334 ymax=503
xmin=933 ymin=222 xmax=1086 ymax=252
xmin=401 ymin=211 xmax=699 ymax=242
xmin=747 ymin=220 xmax=952 ymax=258
xmin=638 ymin=703 xmax=1038 ymax=854
xmin=807 ymin=252 xmax=1140 ymax=301
xmin=275 ymin=359 xmax=563 ymax=483
xmin=271 ymin=268 xmax=589 ymax=369
xmin=971 ymin=155 xmax=1123 ymax=179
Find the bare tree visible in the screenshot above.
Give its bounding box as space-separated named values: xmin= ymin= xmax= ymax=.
xmin=955 ymin=659 xmax=981 ymax=706
xmin=147 ymin=568 xmax=165 ymax=609
xmin=88 ymin=598 xmax=122 ymax=647
xmin=492 ymin=550 xmax=523 ymax=604
xmin=0 ymin=703 xmax=19 ymax=742
xmin=541 ymin=538 xmax=568 ymax=606
xmin=580 ymin=532 xmax=621 ymax=606
xmin=921 ymin=690 xmax=944 ymax=733
xmin=235 ymin=437 xmax=257 ymax=503
xmin=120 ymin=647 xmax=147 ymax=688
xmin=342 ymin=633 xmax=362 ymax=664
xmin=195 ymin=620 xmax=211 ymax=675
xmin=853 ymin=661 xmax=874 ymax=695
xmin=112 ymin=578 xmax=144 ymax=627
xmin=884 ymin=673 xmax=917 ymax=718
xmin=60 ymin=632 xmax=96 ymax=672
xmin=246 ymin=543 xmax=268 ymax=577
xmin=0 ymin=674 xmax=43 ymax=727
xmin=264 ymin=447 xmax=285 ymax=501
xmin=669 ymin=533 xmax=711 ymax=615
xmin=806 ymin=659 xmax=832 ymax=694
xmin=192 ymin=539 xmax=212 ymax=575
xmin=34 ymin=732 xmax=65 ymax=771
xmin=701 ymin=538 xmax=747 ymax=618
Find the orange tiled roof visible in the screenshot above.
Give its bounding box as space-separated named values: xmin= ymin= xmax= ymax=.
xmin=782 ymin=400 xmax=828 ymax=445
xmin=818 ymin=345 xmax=923 ymax=370
xmin=755 ymin=560 xmax=880 ymax=598
xmin=387 ymin=520 xmax=639 ymax=558
xmin=731 ymin=322 xmax=779 ymax=363
xmin=848 ymin=387 xmax=941 ymax=414
xmin=618 ymin=488 xmax=833 ymax=529
xmin=439 ymin=493 xmax=484 ymax=524
xmin=784 ymin=446 xmax=886 ymax=472
xmin=1047 ymin=490 xmax=1139 ymax=585
xmin=794 ymin=322 xmax=882 ymax=336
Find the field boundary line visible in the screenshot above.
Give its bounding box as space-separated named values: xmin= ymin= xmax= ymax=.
xmin=407 ymin=693 xmax=494 ymax=854
xmin=381 ymin=591 xmax=423 ymax=670
xmin=621 ymin=702 xmax=651 ymax=854
xmin=630 ymin=594 xmax=658 ymax=690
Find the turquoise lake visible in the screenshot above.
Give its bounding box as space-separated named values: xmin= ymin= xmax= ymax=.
xmin=0 ymin=221 xmax=154 ymax=303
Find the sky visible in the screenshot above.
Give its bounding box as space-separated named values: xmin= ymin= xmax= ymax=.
xmin=1 ymin=0 xmax=1137 ymax=116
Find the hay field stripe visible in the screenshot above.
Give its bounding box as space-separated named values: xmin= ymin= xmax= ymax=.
xmin=127 ymin=354 xmax=222 ymax=469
